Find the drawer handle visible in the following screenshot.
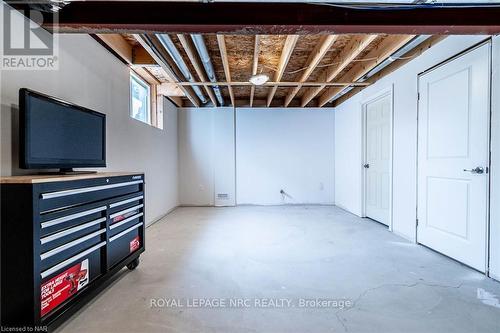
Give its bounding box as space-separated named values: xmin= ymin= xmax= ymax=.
xmin=41 ymin=217 xmax=106 ymax=245
xmin=110 ymin=204 xmax=144 ymax=219
xmin=41 ymin=241 xmax=106 ymax=279
xmin=41 ymin=180 xmax=143 ymax=200
xmin=109 ymin=195 xmax=144 ymax=208
xmin=41 ymin=206 xmax=107 ymax=229
xmin=41 ymin=229 xmax=106 ymax=261
xmin=109 ymin=222 xmax=143 ymax=242
xmin=109 ymin=213 xmax=144 ymax=230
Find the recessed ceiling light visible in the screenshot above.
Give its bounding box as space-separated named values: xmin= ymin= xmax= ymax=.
xmin=249 ymin=74 xmax=269 ymax=86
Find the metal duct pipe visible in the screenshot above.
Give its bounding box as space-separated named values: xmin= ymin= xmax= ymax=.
xmin=135 ymin=34 xmax=200 ymax=106
xmin=190 ymin=34 xmax=225 ymax=106
xmin=156 ymin=34 xmax=208 ymax=104
xmin=361 ymin=35 xmax=430 ymax=80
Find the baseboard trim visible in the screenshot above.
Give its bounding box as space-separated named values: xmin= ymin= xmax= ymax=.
xmin=146 ymin=205 xmax=179 ymax=228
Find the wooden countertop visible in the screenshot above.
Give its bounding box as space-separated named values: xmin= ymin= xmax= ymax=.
xmin=0 ymin=172 xmax=143 ymax=184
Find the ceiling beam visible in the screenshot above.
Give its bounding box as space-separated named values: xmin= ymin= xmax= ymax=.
xmin=250 ymin=35 xmax=261 ymax=108
xmin=266 ymin=35 xmax=299 ymax=107
xmin=284 ymin=35 xmax=337 ymax=107
xmin=318 ymin=35 xmax=415 ymax=107
xmin=175 ymin=81 xmax=370 ymax=87
xmin=21 ymin=2 xmax=500 ymax=35
xmin=333 ymin=35 xmax=447 ymax=106
xmin=177 ymin=34 xmax=218 ymax=106
xmin=134 ymin=34 xmax=200 ymax=107
xmin=300 ymin=34 xmax=378 ymax=107
xmin=216 ymin=35 xmax=235 ymax=107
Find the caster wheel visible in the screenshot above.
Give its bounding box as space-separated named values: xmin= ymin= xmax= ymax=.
xmin=126 ymin=257 xmax=140 ymax=270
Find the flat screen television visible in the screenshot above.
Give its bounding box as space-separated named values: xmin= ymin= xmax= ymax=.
xmin=19 ymin=88 xmax=106 ymax=174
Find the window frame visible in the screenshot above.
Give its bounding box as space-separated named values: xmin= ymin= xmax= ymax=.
xmin=129 ymin=71 xmax=152 ymax=125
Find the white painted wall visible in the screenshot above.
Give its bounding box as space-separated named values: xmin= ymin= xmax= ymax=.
xmin=0 ymin=7 xmax=179 ymax=224
xmin=236 ymin=108 xmax=335 ymax=205
xmin=178 ymin=107 xmax=235 ymax=206
xmin=490 ymin=35 xmax=500 ymax=280
xmin=214 ymin=108 xmax=236 ymax=206
xmin=178 ymin=107 xmax=335 ymax=205
xmin=334 ymin=36 xmax=490 ymax=242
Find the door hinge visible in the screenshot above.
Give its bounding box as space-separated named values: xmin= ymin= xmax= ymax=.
xmin=416 ymin=218 xmax=419 ymax=227
xmin=417 ymin=92 xmax=420 ymax=101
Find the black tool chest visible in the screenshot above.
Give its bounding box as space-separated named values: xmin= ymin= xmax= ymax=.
xmin=0 ymin=172 xmax=145 ymax=330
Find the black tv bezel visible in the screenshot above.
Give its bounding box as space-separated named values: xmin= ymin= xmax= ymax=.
xmin=19 ymin=88 xmax=107 ymax=170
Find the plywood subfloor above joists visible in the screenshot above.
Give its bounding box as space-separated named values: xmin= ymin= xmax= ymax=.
xmin=94 ymin=33 xmax=440 ymax=108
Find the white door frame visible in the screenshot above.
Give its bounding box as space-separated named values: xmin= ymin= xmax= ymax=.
xmin=415 ymin=40 xmax=492 ymax=273
xmin=361 ymin=86 xmax=395 ymax=230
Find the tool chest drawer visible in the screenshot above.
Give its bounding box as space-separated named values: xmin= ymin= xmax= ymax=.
xmin=1 ymin=172 xmax=146 ymax=330
xmin=40 ymin=229 xmax=106 ymax=272
xmin=40 ymin=202 xmax=107 ymax=237
xmin=108 ymin=222 xmax=143 ymax=268
xmin=40 ymin=242 xmax=106 ymax=319
xmin=38 ymin=176 xmax=143 ymax=213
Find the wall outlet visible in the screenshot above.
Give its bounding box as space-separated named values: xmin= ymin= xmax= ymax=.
xmin=199 ymin=184 xmax=205 ymax=191
xmin=319 ymin=182 xmax=324 ymax=191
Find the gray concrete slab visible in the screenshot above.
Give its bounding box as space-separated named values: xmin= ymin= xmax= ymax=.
xmin=57 ymin=206 xmax=500 ymax=333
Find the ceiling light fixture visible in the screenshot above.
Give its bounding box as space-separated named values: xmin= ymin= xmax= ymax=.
xmin=249 ymin=74 xmax=269 ymax=86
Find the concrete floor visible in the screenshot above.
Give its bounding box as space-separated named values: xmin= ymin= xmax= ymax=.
xmin=58 ymin=206 xmax=500 ymax=333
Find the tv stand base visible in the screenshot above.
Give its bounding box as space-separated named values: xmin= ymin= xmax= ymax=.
xmin=39 ymin=168 xmax=98 ymax=175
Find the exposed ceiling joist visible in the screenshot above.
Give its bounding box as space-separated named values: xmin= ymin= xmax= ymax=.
xmin=177 ymin=34 xmax=218 ymax=106
xmin=157 ymin=83 xmax=186 ymax=97
xmin=333 ymin=35 xmax=448 ymax=106
xmin=250 ymin=35 xmax=261 ymax=108
xmin=284 ymin=35 xmax=337 ymax=107
xmin=300 ymin=34 xmax=378 ymax=107
xmin=132 ymin=67 xmax=161 ymax=86
xmin=318 ymin=35 xmax=416 ymax=106
xmin=134 ymin=34 xmax=201 ymax=107
xmin=24 ymin=2 xmax=500 ymax=35
xmin=266 ymin=35 xmax=299 ymax=107
xmin=175 ymin=81 xmax=370 ymax=87
xmin=94 ymin=34 xmax=156 ymax=66
xmin=216 ymin=35 xmax=235 ymax=107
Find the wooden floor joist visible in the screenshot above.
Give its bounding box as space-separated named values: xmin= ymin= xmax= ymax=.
xmin=300 ymin=35 xmax=378 ymax=107
xmin=217 ymin=35 xmax=235 ymax=107
xmin=318 ymin=35 xmax=415 ymax=106
xmin=250 ymin=35 xmax=261 ymax=108
xmin=94 ymin=34 xmax=156 ymax=66
xmin=266 ymin=35 xmax=299 ymax=107
xmin=333 ymin=35 xmax=448 ymax=106
xmin=284 ymin=35 xmax=337 ymax=107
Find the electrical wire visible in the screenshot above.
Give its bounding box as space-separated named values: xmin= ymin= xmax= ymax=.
xmin=261 ymin=53 xmax=420 ymax=75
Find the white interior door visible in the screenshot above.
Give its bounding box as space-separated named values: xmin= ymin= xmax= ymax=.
xmin=364 ymin=93 xmax=392 ymax=226
xmin=417 ymin=43 xmax=490 ymax=272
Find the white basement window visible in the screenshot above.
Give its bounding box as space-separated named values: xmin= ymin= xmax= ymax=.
xmin=130 ymin=72 xmax=151 ymax=125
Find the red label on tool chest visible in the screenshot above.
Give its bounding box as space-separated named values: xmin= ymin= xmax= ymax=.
xmin=113 ymin=210 xmax=138 ymax=223
xmin=130 ymin=236 xmax=140 ymax=253
xmin=40 ymin=259 xmax=89 ymax=317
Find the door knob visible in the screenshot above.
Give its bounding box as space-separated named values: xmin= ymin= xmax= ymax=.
xmin=463 ymin=167 xmax=484 ymax=174
xmin=363 ymin=164 xmax=370 ymax=169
